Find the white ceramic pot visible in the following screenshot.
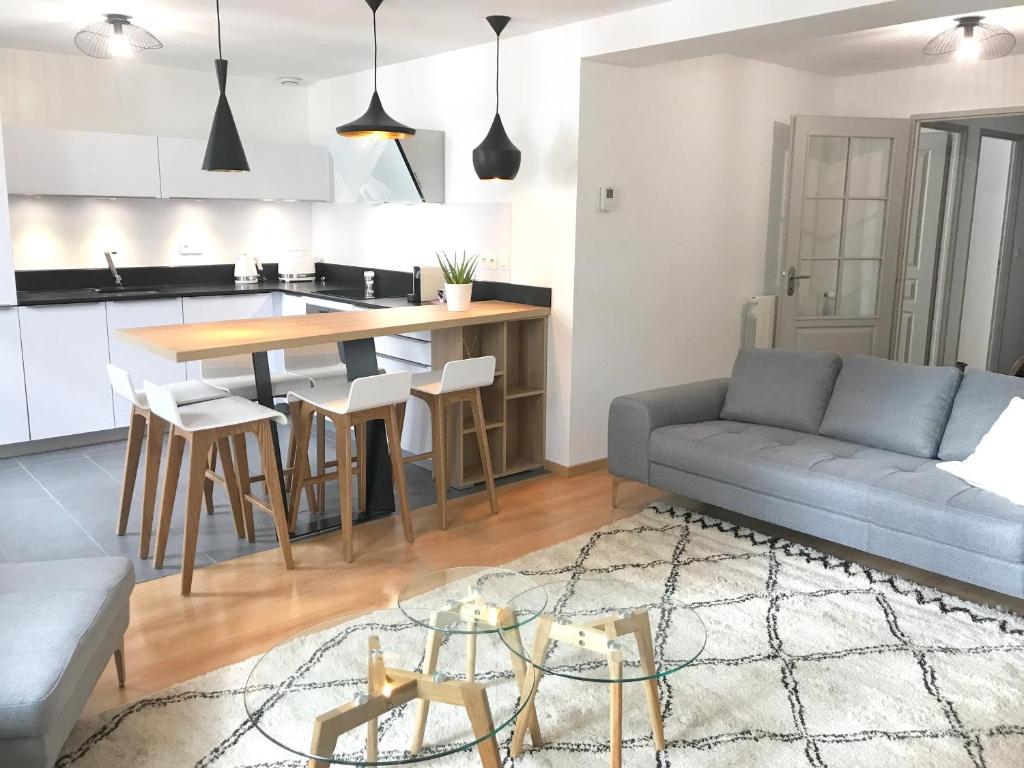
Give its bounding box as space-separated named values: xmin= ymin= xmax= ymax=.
xmin=445 ymin=282 xmax=473 ymax=312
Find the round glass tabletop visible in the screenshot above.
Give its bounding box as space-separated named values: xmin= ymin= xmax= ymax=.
xmin=498 ymin=578 xmax=707 ymax=684
xmin=397 ymin=567 xmax=546 ymax=635
xmin=244 ymin=608 xmax=536 ymax=766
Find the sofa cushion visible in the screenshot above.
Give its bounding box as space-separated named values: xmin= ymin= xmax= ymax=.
xmin=649 ymin=420 xmax=1024 ymax=562
xmin=819 ymin=355 xmax=962 ymax=459
xmin=0 ymin=557 xmax=134 ymax=739
xmin=720 ymin=348 xmax=842 ymax=433
xmin=938 ymin=369 xmax=1024 ymax=461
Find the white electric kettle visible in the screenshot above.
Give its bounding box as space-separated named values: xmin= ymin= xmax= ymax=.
xmin=234 ymin=253 xmax=262 ymax=284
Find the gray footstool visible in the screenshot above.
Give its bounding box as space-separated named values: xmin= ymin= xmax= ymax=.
xmin=0 ymin=557 xmax=134 ymax=767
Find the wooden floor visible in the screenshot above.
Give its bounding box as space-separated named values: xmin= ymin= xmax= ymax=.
xmin=84 ymin=469 xmax=1024 ymax=718
xmin=84 ymin=470 xmax=661 ymax=717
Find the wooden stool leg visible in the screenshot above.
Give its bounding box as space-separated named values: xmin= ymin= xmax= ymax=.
xmin=181 ymin=436 xmax=209 ymax=596
xmin=410 ymin=616 xmax=445 ymax=754
xmin=316 ymin=413 xmax=327 ymax=514
xmin=430 ymin=398 xmax=448 ymax=529
xmin=385 ymin=405 xmax=414 ymax=544
xmin=155 ymin=429 xmax=185 ymax=569
xmin=139 ymin=413 xmax=165 ymax=559
xmin=204 ymin=442 xmax=217 ymax=515
xmin=356 ymin=421 xmax=368 ymax=512
xmin=334 ymin=416 xmax=355 ymax=563
xmin=231 ymin=433 xmax=255 ymax=542
xmin=117 ymin=406 xmax=146 ymax=536
xmin=471 ymin=389 xmax=499 ymax=516
xmin=288 ymin=401 xmax=317 ymax=517
xmin=288 ymin=405 xmax=314 ymax=533
xmin=258 ymin=421 xmax=294 ymax=570
xmin=217 ymin=438 xmax=246 ymax=539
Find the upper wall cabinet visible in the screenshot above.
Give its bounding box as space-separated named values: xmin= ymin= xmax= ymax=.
xmin=158 ymin=137 xmax=332 ymax=202
xmin=3 ymin=126 xmax=161 ymax=198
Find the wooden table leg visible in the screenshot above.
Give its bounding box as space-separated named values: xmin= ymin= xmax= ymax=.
xmin=503 ymin=621 xmax=544 ymax=747
xmin=511 ymin=615 xmax=553 ymax=757
xmin=635 ymin=611 xmax=666 ymax=750
xmin=462 ymin=684 xmax=501 ymax=768
xmin=609 ymin=651 xmax=623 ymax=768
xmin=409 ymin=612 xmax=445 ymax=755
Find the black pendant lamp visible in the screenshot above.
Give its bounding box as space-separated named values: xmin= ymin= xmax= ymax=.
xmin=337 ymin=0 xmax=415 ymax=140
xmin=473 ymin=15 xmax=521 ymax=181
xmin=202 ymin=0 xmax=249 ymax=172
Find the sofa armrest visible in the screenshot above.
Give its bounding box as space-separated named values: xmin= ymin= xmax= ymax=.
xmin=608 ymin=378 xmax=729 ymax=484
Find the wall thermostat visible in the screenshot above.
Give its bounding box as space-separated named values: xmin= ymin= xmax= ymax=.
xmin=599 ymin=186 xmax=615 ymax=212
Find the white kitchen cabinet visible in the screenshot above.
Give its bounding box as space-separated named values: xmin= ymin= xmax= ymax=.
xmin=106 ymin=298 xmax=186 ymax=427
xmin=3 ymin=126 xmax=161 ymax=198
xmin=158 ymin=137 xmax=331 ymax=201
xmin=182 ymin=294 xmax=276 ymax=379
xmin=0 ymin=117 xmax=15 ymax=305
xmin=19 ymin=303 xmax=114 ymax=440
xmin=0 ymin=308 xmax=29 ymax=444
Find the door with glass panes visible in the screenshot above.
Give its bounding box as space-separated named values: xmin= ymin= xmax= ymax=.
xmin=776 ymin=116 xmax=912 ymax=355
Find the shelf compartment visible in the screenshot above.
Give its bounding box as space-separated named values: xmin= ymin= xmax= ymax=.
xmin=461 ymin=322 xmax=506 ymax=370
xmin=505 ymin=319 xmax=546 ymax=394
xmin=460 ymin=425 xmax=505 ymax=486
xmin=504 ymin=393 xmax=544 ymax=475
xmin=460 ymin=379 xmax=505 ymax=431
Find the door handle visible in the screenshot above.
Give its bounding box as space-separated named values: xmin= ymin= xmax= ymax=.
xmin=784 ymin=266 xmax=811 ymax=296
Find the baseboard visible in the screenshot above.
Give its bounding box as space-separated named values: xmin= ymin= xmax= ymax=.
xmin=544 ymin=458 xmax=608 ymax=478
xmin=0 ymin=428 xmax=129 ymax=459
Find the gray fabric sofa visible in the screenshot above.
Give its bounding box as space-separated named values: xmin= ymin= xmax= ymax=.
xmin=0 ymin=557 xmax=134 ymax=767
xmin=609 ymin=349 xmax=1024 ymax=598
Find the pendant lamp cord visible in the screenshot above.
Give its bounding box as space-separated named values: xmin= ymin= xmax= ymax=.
xmin=495 ymin=32 xmax=501 ymax=113
xmin=373 ymin=8 xmax=378 ymax=92
xmin=215 ymin=0 xmax=223 ymax=59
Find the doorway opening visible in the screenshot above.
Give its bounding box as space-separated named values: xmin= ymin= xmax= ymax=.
xmin=898 ymin=111 xmax=1024 ymax=374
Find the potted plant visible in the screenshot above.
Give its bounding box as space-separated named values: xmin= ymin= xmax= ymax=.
xmin=437 ymin=250 xmax=479 ymax=312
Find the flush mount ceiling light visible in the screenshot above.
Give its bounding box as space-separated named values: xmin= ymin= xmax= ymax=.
xmin=74 ymin=13 xmax=162 ymax=59
xmin=923 ymin=15 xmax=1017 ymax=61
xmin=337 ymin=0 xmax=415 ymax=140
xmin=473 ymin=15 xmax=521 ymax=182
xmin=202 ymin=0 xmax=249 ymax=172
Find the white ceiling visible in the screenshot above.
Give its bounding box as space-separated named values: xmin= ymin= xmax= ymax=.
xmin=738 ymin=6 xmax=1024 ymax=76
xmin=0 ymin=0 xmax=665 ymax=82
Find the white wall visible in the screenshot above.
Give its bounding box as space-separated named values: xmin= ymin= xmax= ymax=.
xmin=833 ymin=54 xmax=1024 ymax=118
xmin=9 ymin=196 xmax=312 ymax=270
xmin=0 ymin=47 xmax=309 ymax=141
xmin=568 ymin=55 xmax=833 ymax=464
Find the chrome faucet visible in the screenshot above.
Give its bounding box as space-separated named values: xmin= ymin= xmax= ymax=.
xmin=104 ymin=251 xmax=124 ymax=289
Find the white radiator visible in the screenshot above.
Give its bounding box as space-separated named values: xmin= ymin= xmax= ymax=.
xmin=745 ymin=295 xmax=777 ymax=349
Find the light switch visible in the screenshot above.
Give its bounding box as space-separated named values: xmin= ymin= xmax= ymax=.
xmin=599 ymin=186 xmax=615 ymax=212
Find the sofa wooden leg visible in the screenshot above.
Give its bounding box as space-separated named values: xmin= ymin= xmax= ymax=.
xmin=611 ymin=476 xmax=626 ymax=509
xmin=113 ymin=643 xmax=126 ymax=688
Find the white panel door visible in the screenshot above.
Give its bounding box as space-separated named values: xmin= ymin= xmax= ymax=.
xmin=3 ymin=127 xmax=161 ymax=198
xmin=158 ymin=138 xmax=331 ymax=201
xmin=107 ymin=298 xmax=185 ymax=427
xmin=0 ymin=307 xmax=29 ymax=444
xmin=182 ymin=294 xmax=276 ymax=379
xmin=776 ymin=116 xmax=912 ymax=356
xmin=20 ymin=303 xmax=114 ymax=439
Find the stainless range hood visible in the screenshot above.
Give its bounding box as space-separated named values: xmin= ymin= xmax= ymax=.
xmin=329 ymin=129 xmax=445 ymax=204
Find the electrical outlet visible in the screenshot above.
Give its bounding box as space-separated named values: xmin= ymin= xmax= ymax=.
xmin=480 ymin=255 xmax=499 ymax=269
xmin=178 ymin=243 xmax=203 ymax=256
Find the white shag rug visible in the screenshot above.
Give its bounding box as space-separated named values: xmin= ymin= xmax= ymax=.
xmin=58 ymin=504 xmax=1024 ymax=767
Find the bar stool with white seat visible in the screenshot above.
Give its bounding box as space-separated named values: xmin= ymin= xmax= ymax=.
xmin=201 ymin=354 xmax=314 ymax=400
xmin=144 ymin=381 xmax=295 ymax=595
xmin=287 ymin=371 xmax=413 ymax=563
xmin=106 ymin=364 xmax=229 ymax=559
xmin=406 ymin=356 xmax=499 ymax=529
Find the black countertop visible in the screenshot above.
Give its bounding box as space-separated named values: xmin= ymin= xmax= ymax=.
xmin=12 ymin=263 xmax=553 ymax=309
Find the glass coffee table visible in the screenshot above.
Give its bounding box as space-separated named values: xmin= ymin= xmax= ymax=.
xmin=244 ymin=607 xmax=538 ymax=767
xmin=397 ymin=567 xmax=547 ymax=754
xmin=498 ymin=577 xmax=707 ymax=767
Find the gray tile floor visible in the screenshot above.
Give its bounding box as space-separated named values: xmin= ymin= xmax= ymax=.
xmin=0 ymin=423 xmax=542 ymax=582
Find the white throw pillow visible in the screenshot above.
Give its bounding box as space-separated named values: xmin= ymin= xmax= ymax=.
xmin=937 ymin=397 xmax=1024 ymax=506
